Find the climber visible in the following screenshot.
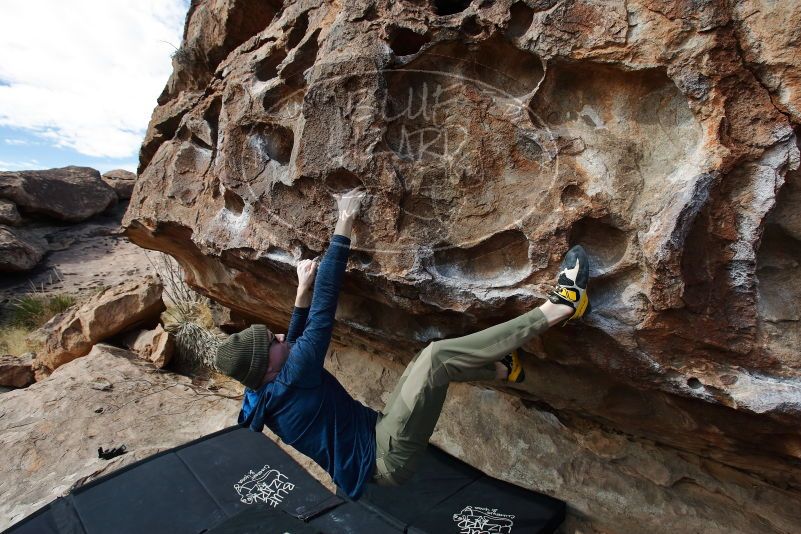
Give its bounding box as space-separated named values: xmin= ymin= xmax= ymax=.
xmin=214 ymin=187 xmax=590 ymax=499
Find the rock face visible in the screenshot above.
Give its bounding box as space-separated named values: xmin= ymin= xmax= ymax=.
xmin=0 ymin=166 xmax=117 ymax=223
xmin=101 ymin=169 xmax=137 ymax=200
xmin=0 ymin=353 xmax=34 ymax=388
xmin=122 ymin=1 xmax=801 ymax=531
xmin=0 ymin=344 xmax=240 ymax=530
xmin=30 ymin=276 xmax=165 ymax=374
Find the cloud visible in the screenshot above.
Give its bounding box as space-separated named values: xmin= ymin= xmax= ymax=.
xmin=0 ymin=158 xmax=40 ymax=171
xmin=0 ymin=1 xmax=188 ymax=159
xmin=4 ymin=138 xmax=29 ymax=145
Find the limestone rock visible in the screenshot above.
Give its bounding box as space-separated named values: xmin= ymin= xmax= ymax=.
xmin=101 ymin=169 xmax=136 ymax=200
xmin=122 ymin=1 xmax=801 ymax=531
xmin=31 ymin=276 xmax=165 ymax=372
xmin=0 ymin=343 xmax=240 ymax=530
xmin=0 ymin=199 xmax=21 ymax=225
xmin=0 ymin=353 xmax=34 ymax=388
xmin=0 ymin=166 xmax=117 ymax=223
xmin=0 ymin=225 xmax=45 ymax=272
xmin=121 ymin=324 xmax=175 ymax=368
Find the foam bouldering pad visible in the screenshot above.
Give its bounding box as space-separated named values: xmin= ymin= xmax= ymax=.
xmin=5 ymin=426 xmax=565 ymax=533
xmin=353 ymin=445 xmax=566 ymax=534
xmin=3 ymin=426 xmax=399 ymax=534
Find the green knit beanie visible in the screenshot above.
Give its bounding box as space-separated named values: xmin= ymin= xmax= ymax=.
xmin=214 ymin=324 xmax=274 ymax=389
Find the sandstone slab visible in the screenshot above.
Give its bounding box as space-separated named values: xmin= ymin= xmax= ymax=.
xmin=0 ymin=166 xmax=117 ymax=223
xmin=101 ymin=169 xmax=136 ymax=200
xmin=0 ymin=353 xmax=34 ymax=388
xmin=31 ymin=276 xmax=165 ymax=372
xmin=0 ymin=343 xmax=240 ymax=530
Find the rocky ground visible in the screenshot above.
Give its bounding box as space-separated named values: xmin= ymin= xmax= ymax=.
xmin=0 ymin=201 xmax=153 ymax=305
xmin=0 ymin=344 xmax=241 ymax=530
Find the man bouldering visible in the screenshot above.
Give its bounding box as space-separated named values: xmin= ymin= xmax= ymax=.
xmin=214 ymin=188 xmax=590 ymax=499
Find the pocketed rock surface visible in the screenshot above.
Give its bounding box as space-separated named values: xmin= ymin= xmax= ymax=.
xmin=122 ymin=1 xmax=801 ymax=531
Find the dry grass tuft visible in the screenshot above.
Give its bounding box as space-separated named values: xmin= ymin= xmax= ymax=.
xmin=0 ymin=325 xmax=32 ymax=356
xmin=1 ymin=269 xmax=80 ymax=356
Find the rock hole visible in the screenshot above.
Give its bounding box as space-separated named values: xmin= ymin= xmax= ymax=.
xmin=687 ymin=377 xmax=703 ymax=389
xmin=254 ymin=48 xmax=288 ymax=81
xmin=324 ymin=168 xmax=364 ymax=193
xmin=569 ymin=218 xmax=628 ymax=274
xmin=478 ymin=0 xmax=494 ymax=8
xmin=203 ymin=97 xmax=222 ymax=149
xmin=350 ymin=250 xmax=374 ymax=268
xmin=432 ymin=229 xmax=530 ymax=285
xmin=223 ymin=188 xmax=245 ymax=215
xmin=560 ymin=184 xmax=586 ymax=208
xmin=282 ymin=29 xmax=321 ymax=88
xmin=506 ymin=1 xmax=534 ymax=39
xmin=460 ymin=16 xmax=483 ymax=37
xmin=286 ymin=11 xmax=309 ymax=50
xmin=388 ymin=26 xmax=431 ymax=57
xmin=431 ymin=0 xmax=472 ymax=16
xmin=252 ymin=123 xmax=294 ymax=165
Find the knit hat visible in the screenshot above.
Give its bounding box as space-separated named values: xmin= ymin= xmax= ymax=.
xmin=214 ymin=324 xmax=274 ymax=390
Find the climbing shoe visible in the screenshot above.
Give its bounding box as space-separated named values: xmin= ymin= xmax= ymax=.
xmin=548 ymin=245 xmax=590 ymax=324
xmin=501 ymin=349 xmax=525 ymax=383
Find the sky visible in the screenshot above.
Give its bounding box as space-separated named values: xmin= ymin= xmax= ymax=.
xmin=0 ymin=0 xmax=190 ymax=173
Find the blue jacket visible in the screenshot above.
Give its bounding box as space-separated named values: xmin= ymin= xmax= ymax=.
xmin=239 ymin=234 xmax=378 ymax=499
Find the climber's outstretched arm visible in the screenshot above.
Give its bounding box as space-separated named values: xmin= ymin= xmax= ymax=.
xmin=285 ymin=259 xmax=317 ymax=344
xmin=281 ymin=188 xmax=365 ymax=385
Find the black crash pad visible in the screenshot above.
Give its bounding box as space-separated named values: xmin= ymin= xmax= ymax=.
xmin=353 ymin=445 xmax=565 ymax=533
xmin=5 ymin=426 xmax=565 ymax=533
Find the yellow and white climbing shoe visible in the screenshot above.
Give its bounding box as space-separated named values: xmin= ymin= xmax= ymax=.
xmin=548 ymin=245 xmax=590 ymax=323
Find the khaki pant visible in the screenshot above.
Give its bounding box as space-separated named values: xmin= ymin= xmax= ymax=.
xmin=372 ymin=308 xmax=550 ymax=486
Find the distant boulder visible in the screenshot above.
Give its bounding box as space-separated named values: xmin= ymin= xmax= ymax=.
xmin=101 ymin=169 xmax=136 ymax=200
xmin=0 ymin=225 xmax=44 ymax=272
xmin=0 ymin=166 xmax=117 ymax=223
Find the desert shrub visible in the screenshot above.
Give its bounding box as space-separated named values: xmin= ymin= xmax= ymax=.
xmin=146 ymin=251 xmax=225 ymax=375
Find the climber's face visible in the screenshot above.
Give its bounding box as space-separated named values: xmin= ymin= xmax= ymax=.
xmin=269 ymin=333 xmax=290 ymax=362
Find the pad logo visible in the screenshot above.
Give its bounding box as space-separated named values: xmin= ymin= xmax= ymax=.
xmin=234 ymin=464 xmax=295 ymax=507
xmin=453 ymin=506 xmax=516 ymax=534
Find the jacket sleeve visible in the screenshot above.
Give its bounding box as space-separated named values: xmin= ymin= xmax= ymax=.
xmin=279 ymin=234 xmax=350 ymax=387
xmin=285 ymin=306 xmax=310 ymax=344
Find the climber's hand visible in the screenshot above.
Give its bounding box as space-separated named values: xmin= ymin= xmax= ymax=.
xmin=297 ymin=258 xmax=318 ymax=291
xmin=335 ymin=187 xmax=366 ymax=221
xmin=333 ymin=186 xmax=366 ymax=239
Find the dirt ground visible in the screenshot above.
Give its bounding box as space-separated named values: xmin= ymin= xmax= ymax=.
xmin=0 ymin=202 xmax=155 ymax=313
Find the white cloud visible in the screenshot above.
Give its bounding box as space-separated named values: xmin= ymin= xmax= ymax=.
xmin=4 ymin=138 xmax=29 ymax=145
xmin=0 ymin=158 xmax=40 ymax=171
xmin=0 ymin=1 xmax=188 ymax=158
